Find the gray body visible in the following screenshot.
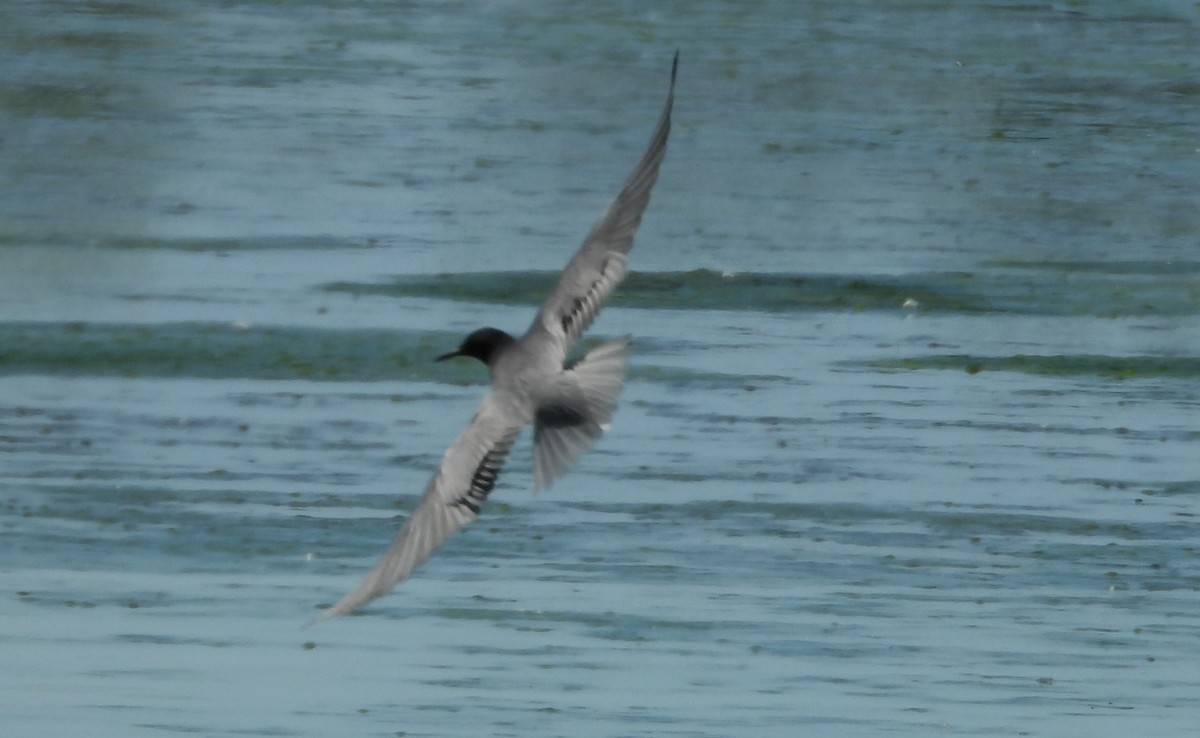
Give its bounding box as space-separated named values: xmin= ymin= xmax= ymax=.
xmin=321 ymin=53 xmax=677 ymax=620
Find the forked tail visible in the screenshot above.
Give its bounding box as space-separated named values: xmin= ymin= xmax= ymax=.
xmin=532 ymin=336 xmax=632 ymax=490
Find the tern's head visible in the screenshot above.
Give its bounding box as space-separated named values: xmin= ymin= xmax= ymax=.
xmin=436 ymin=327 xmax=516 ymax=367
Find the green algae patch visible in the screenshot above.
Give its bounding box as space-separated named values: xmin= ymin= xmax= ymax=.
xmin=869 ymin=354 xmax=1200 ymax=380
xmin=0 ymin=322 xmax=445 ymax=382
xmin=0 ymin=321 xmax=737 ymax=385
xmin=322 ymin=269 xmax=981 ymax=314
xmin=322 ymin=265 xmax=1200 ymax=317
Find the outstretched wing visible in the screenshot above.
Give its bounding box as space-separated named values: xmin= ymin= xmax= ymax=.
xmin=319 ymin=393 xmax=523 ymax=620
xmin=524 ymin=51 xmax=677 ymax=363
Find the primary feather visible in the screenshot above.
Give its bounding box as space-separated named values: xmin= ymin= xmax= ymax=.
xmin=526 ymin=52 xmax=678 ymax=364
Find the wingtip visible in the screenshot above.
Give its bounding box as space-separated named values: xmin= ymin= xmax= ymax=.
xmin=670 ymin=49 xmax=680 ymax=87
xmin=304 ymin=609 xmax=335 ymax=629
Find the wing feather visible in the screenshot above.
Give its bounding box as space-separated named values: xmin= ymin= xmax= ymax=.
xmin=526 ymin=51 xmax=677 ymax=360
xmin=319 ymin=394 xmax=522 ymax=619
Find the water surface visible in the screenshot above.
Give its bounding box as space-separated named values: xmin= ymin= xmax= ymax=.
xmin=2 ymin=2 xmax=1198 ymax=736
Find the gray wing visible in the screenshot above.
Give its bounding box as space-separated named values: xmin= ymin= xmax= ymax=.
xmin=319 ymin=393 xmax=522 ymax=620
xmin=524 ymin=52 xmax=677 ymax=363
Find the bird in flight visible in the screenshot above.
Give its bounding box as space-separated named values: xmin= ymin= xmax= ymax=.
xmin=319 ymin=52 xmax=677 ymax=620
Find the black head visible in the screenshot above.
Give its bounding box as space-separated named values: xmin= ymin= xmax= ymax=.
xmin=436 ymin=327 xmax=516 ymax=367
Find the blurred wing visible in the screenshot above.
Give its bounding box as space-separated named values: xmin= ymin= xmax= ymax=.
xmin=525 ymin=51 xmax=677 ymax=361
xmin=319 ymin=393 xmax=522 ymax=620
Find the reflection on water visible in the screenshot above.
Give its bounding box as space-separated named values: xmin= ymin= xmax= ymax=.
xmin=2 ymin=2 xmax=1198 ymax=737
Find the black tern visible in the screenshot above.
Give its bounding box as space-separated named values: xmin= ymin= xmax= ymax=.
xmin=320 ymin=52 xmax=677 ymax=619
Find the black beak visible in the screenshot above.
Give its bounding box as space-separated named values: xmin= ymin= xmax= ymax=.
xmin=435 ymin=349 xmax=462 ymax=362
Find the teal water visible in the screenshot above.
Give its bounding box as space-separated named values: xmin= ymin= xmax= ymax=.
xmin=3 ymin=2 xmax=1198 ymax=736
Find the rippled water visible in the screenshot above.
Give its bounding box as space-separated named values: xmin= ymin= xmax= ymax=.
xmin=3 ymin=2 xmax=1198 ymax=736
